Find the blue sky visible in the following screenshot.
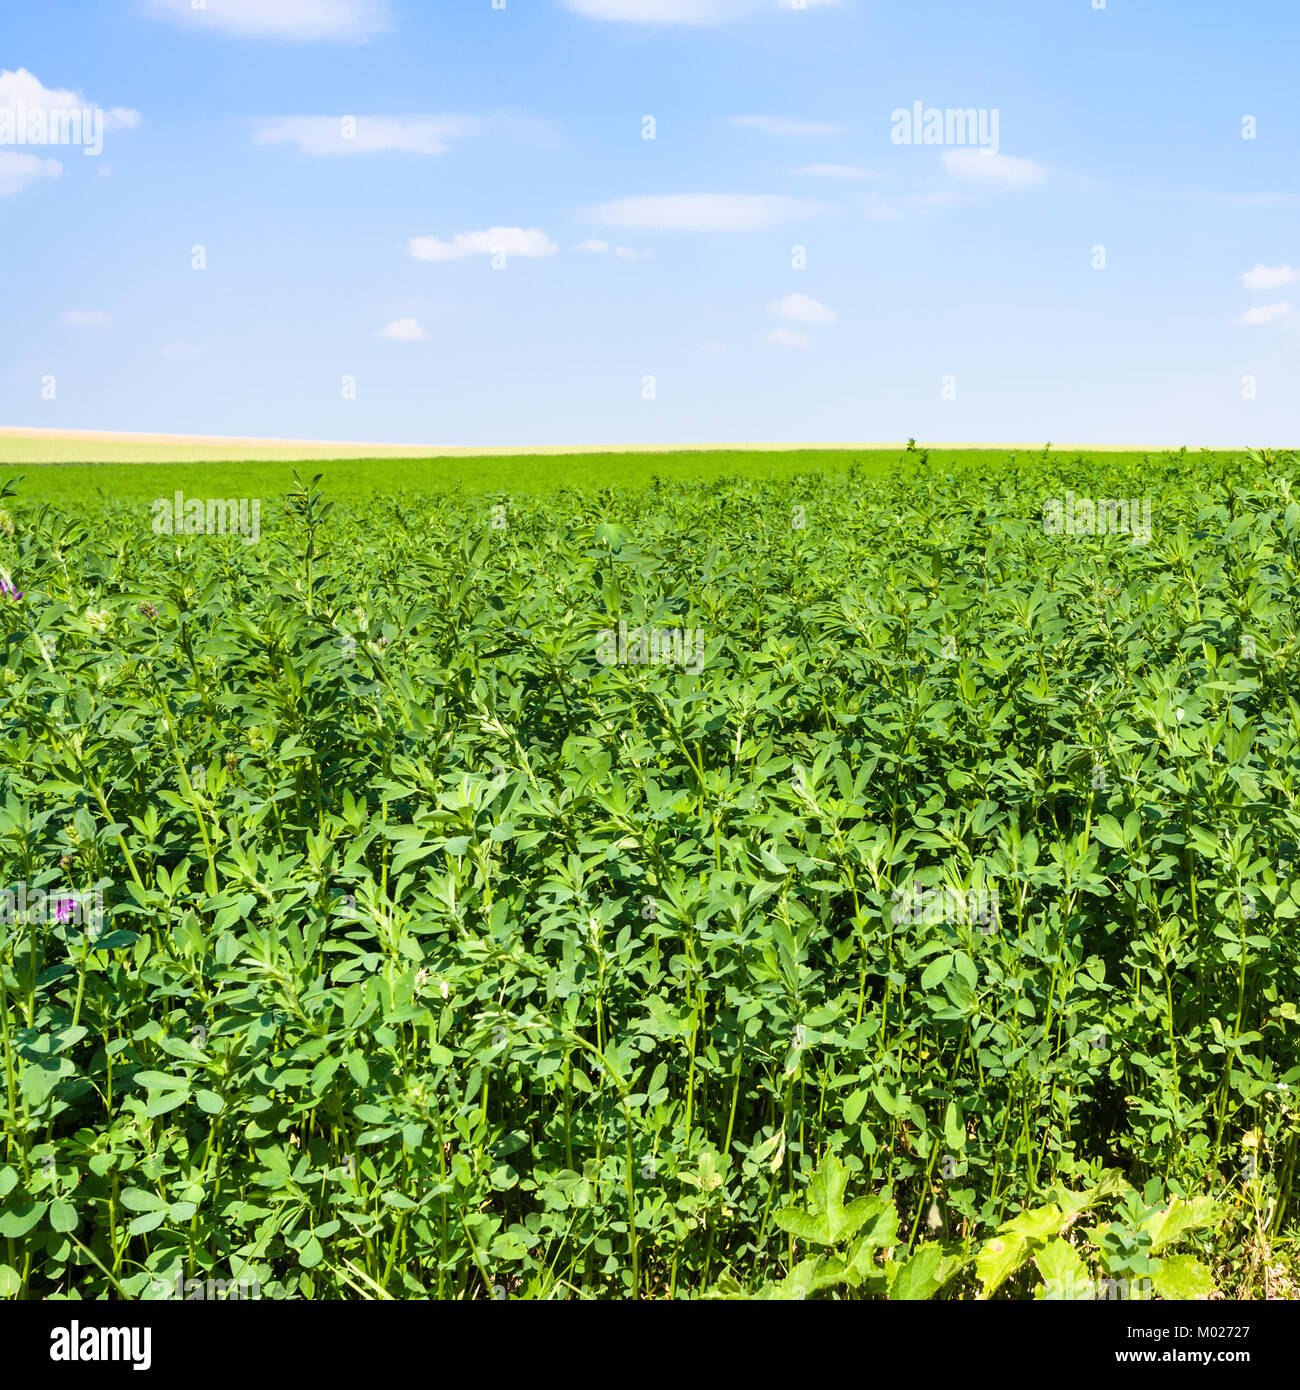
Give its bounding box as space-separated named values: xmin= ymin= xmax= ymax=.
xmin=1 ymin=0 xmax=1297 ymax=448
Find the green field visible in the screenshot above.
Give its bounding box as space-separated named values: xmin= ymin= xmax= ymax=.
xmin=1 ymin=444 xmax=1298 ymax=1301
xmin=16 ymin=446 xmax=901 ymax=505
xmin=8 ymin=442 xmax=1246 ymax=506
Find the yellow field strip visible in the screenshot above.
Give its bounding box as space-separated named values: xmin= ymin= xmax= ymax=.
xmin=0 ymin=426 xmax=1189 ymax=465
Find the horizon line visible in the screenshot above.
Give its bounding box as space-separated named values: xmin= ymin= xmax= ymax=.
xmin=0 ymin=425 xmax=1240 ymax=462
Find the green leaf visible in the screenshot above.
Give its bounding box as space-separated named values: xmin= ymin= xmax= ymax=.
xmin=1145 ymin=1197 xmax=1221 ymax=1254
xmin=48 ymin=1199 xmax=79 ymax=1234
xmin=1094 ymin=816 xmax=1126 ymax=849
xmin=1152 ymin=1255 xmax=1214 ymax=1301
xmin=888 ymin=1244 xmax=963 ymax=1300
xmin=943 ymin=1100 xmax=965 ymax=1152
xmin=771 ymin=1153 xmax=885 ymax=1248
xmin=127 ymin=1210 xmax=169 ymax=1237
xmin=769 ymin=1255 xmax=844 ymax=1300
xmin=921 ymin=954 xmax=954 ymax=990
xmin=134 ymin=1069 xmax=190 ymax=1091
xmin=976 ymin=1234 xmax=1030 ymax=1297
xmin=119 ymin=1187 xmax=169 ymax=1213
xmin=1033 ymin=1238 xmax=1090 ymax=1299
xmin=0 ymin=1200 xmax=47 ymax=1238
xmin=1000 ymin=1203 xmax=1068 ymax=1243
xmin=19 ymin=1060 xmax=64 ymax=1108
xmin=146 ymin=1086 xmax=192 ymax=1117
xmin=977 ymin=1205 xmax=1065 ymax=1296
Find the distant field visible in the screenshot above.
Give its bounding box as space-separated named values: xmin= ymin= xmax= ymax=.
xmin=0 ymin=432 xmax=1244 ymax=505
xmin=0 ymin=427 xmax=1158 ymax=467
xmin=14 ymin=448 xmax=901 ymax=504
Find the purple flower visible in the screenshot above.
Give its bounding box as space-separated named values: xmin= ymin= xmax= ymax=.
xmin=55 ymin=898 xmax=76 ymax=923
xmin=0 ymin=577 xmax=22 ymax=602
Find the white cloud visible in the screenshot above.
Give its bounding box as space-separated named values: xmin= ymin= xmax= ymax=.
xmin=909 ymin=191 xmax=962 ymax=211
xmin=61 ymin=310 xmax=110 ymax=327
xmin=1237 ymin=301 xmax=1294 ymax=326
xmin=576 ymin=238 xmax=653 ymax=260
xmin=144 ymin=0 xmax=389 ymax=40
xmin=860 ymin=195 xmax=904 ymax=222
xmin=0 ymin=69 xmax=141 ymax=133
xmin=409 ymin=227 xmax=558 ymax=262
xmin=565 ymin=0 xmax=745 ymax=20
xmin=583 ymin=193 xmax=830 ymax=232
xmin=562 ymin=0 xmax=837 ymax=22
xmin=0 ymin=152 xmax=61 ymax=197
xmin=163 ymin=340 xmax=205 ymax=358
xmin=941 ymin=149 xmax=1046 ymax=189
xmin=1202 ymin=193 xmax=1300 ymax=208
xmin=253 ymin=112 xmax=554 ymax=156
xmin=730 ymin=115 xmax=842 ymax=137
xmin=856 ymin=189 xmax=965 ymax=221
xmin=770 ymin=293 xmax=835 ymax=324
xmin=1241 ymin=264 xmax=1297 ymax=292
xmin=0 ymin=68 xmax=75 ymax=109
xmin=378 ymin=317 xmax=428 ymax=341
xmin=254 ymin=115 xmax=479 ymax=156
xmin=795 ymin=163 xmax=889 ymax=181
xmin=765 ymin=328 xmax=810 ymax=349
